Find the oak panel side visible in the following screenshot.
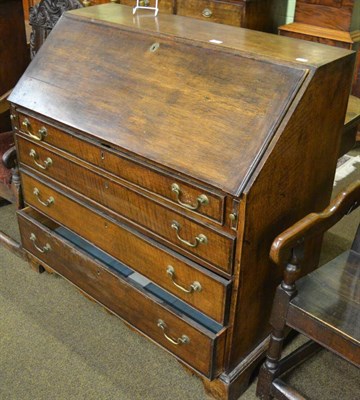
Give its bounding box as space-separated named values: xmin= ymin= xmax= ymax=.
xmin=226 ymin=53 xmax=355 ymax=370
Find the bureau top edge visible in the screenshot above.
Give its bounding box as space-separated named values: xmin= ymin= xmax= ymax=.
xmin=68 ymin=4 xmax=354 ymax=68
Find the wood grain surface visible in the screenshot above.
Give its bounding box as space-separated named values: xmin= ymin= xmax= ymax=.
xmin=17 ymin=207 xmax=227 ymax=378
xmin=10 ymin=5 xmax=315 ymax=195
xmin=288 ymin=250 xmax=360 ymax=366
xmin=15 ymin=120 xmax=226 ymax=224
xmin=295 ymin=0 xmax=358 ymax=31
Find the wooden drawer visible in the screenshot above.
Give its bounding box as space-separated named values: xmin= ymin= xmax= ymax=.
xmin=17 ymin=207 xmax=227 ymax=378
xmin=17 ymin=137 xmax=235 ymax=273
xmin=176 ymin=0 xmax=244 ymax=27
xmin=15 ymin=113 xmax=225 ymax=224
xmin=21 ymin=172 xmax=232 ymax=321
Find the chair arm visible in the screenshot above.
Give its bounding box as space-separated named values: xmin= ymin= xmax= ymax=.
xmin=2 ymin=145 xmax=17 ymax=169
xmin=270 ymin=180 xmax=360 ymax=267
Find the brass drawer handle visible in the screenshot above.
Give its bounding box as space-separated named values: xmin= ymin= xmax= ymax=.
xmin=171 ymin=221 xmax=207 ymax=248
xmin=29 ymin=149 xmax=53 ymax=170
xmin=202 ymin=8 xmax=212 ymax=18
xmin=157 ymin=319 xmax=190 ymax=345
xmin=33 ymin=187 xmax=55 ymax=207
xmin=22 ymin=118 xmax=47 ymax=141
xmin=30 ymin=233 xmax=51 ymax=253
xmin=171 ymin=183 xmax=209 ymax=211
xmin=166 ymin=265 xmax=202 ymax=293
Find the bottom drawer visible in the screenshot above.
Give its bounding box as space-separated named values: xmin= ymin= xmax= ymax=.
xmin=17 ymin=207 xmax=227 ymax=379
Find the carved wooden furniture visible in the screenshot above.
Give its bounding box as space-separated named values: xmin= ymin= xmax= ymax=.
xmin=22 ymin=0 xmax=37 ymax=20
xmin=256 ymin=180 xmax=360 ymax=400
xmin=8 ymin=5 xmax=356 ymax=399
xmin=29 ymin=0 xmax=83 ymax=59
xmin=278 ymin=0 xmax=360 ymax=97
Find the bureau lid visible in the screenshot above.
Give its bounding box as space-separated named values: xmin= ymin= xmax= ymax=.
xmin=9 ymin=5 xmax=351 ymax=196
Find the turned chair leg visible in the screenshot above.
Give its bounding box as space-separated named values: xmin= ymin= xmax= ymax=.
xmin=256 ymin=289 xmax=289 ymax=399
xmin=1 ymin=145 xmax=24 ymax=209
xmin=12 ymin=166 xmax=24 ymax=210
xmin=257 ymin=251 xmax=301 ymax=399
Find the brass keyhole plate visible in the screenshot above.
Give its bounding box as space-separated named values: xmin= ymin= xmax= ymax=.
xmin=149 ymin=42 xmax=160 ymax=53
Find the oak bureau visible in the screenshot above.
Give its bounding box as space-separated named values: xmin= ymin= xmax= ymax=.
xmin=8 ymin=4 xmax=355 ymax=399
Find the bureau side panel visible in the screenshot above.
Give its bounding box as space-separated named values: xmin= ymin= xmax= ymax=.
xmin=225 ymin=53 xmax=355 ymax=370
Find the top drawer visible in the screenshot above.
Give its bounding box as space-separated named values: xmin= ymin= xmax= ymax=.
xmin=15 ymin=112 xmax=226 ymax=224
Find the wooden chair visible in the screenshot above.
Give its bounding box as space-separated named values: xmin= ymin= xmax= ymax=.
xmin=0 ymin=91 xmax=25 ymax=259
xmin=256 ymin=180 xmax=360 ymax=400
xmin=0 ymin=136 xmax=22 ymax=208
